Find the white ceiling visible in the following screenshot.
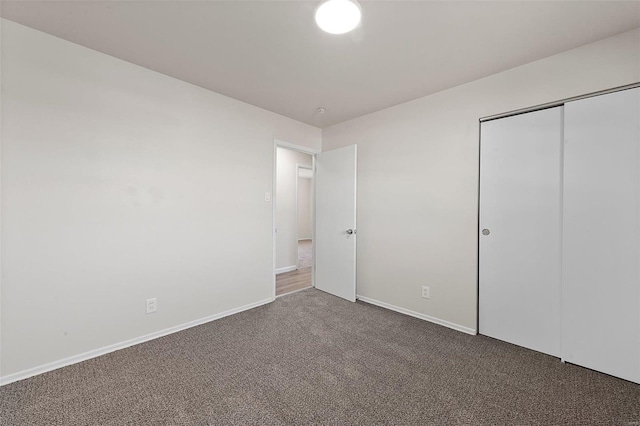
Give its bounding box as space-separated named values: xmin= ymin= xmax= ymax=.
xmin=1 ymin=1 xmax=639 ymax=127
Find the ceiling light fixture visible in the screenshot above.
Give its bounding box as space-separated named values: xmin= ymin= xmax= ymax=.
xmin=315 ymin=0 xmax=362 ymax=35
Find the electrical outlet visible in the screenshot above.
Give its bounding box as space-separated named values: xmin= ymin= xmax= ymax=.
xmin=146 ymin=298 xmax=157 ymax=314
xmin=422 ymin=286 xmax=430 ymax=299
xmin=265 ymin=192 xmax=271 ymax=202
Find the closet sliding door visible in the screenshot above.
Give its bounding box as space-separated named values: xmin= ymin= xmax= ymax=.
xmin=563 ymin=88 xmax=640 ymax=383
xmin=479 ymin=107 xmax=563 ymax=357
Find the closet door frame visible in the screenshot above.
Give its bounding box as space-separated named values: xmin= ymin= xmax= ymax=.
xmin=477 ymin=82 xmax=640 ymax=385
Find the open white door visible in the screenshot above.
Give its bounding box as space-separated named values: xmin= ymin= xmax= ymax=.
xmin=315 ymin=145 xmax=357 ymax=302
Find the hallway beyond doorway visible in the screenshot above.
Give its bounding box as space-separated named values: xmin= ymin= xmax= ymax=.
xmin=276 ymin=240 xmax=312 ymax=296
xmin=297 ymin=239 xmax=312 ymax=268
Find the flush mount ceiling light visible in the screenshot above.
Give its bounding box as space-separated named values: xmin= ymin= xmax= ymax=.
xmin=315 ymin=0 xmax=362 ymax=35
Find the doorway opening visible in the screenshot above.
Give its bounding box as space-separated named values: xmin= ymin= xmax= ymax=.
xmin=273 ymin=142 xmax=317 ymax=297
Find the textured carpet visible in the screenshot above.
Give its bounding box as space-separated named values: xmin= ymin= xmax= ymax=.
xmin=297 ymin=239 xmax=312 ymax=269
xmin=1 ymin=289 xmax=639 ymax=425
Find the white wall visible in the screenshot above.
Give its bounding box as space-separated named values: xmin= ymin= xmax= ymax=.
xmin=297 ymin=176 xmax=312 ymax=240
xmin=322 ymin=28 xmax=640 ymax=332
xmin=275 ymin=148 xmax=312 ymax=271
xmin=0 ymin=19 xmax=321 ymax=378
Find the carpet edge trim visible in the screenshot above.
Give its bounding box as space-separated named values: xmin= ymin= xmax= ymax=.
xmin=0 ymin=297 xmax=274 ymax=386
xmin=356 ymin=295 xmax=477 ymax=335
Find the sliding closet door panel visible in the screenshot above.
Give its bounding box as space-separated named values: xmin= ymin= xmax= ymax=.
xmin=479 ymin=107 xmax=562 ymax=357
xmin=563 ymin=88 xmax=640 ymax=383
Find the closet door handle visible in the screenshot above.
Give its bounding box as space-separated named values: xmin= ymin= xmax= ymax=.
xmin=482 ymin=229 xmax=490 ymax=236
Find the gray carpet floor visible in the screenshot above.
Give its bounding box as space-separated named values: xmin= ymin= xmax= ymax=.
xmin=1 ymin=288 xmax=639 ymax=425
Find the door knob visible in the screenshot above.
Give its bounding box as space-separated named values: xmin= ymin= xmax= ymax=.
xmin=346 ymin=229 xmax=355 ymax=235
xmin=482 ymin=229 xmax=490 ymax=236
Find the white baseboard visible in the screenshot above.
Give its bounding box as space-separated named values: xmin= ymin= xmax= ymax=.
xmin=0 ymin=297 xmax=274 ymax=387
xmin=356 ymin=295 xmax=477 ymax=335
xmin=275 ymin=265 xmax=297 ymax=274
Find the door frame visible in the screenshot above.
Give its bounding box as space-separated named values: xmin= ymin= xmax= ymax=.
xmin=295 ymin=164 xmax=313 ymax=270
xmin=272 ymin=139 xmax=320 ymax=300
